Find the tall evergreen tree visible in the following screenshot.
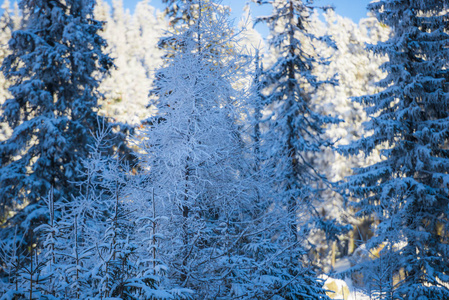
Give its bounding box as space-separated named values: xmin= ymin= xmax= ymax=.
xmin=340 ymin=1 xmax=449 ymax=298
xmin=0 ymin=0 xmax=129 ymax=237
xmin=250 ymin=0 xmax=338 ymax=297
xmin=255 ymin=0 xmax=339 ymax=242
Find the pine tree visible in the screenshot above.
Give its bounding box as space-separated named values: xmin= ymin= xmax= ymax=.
xmin=0 ymin=0 xmax=130 ymax=234
xmin=340 ymin=1 xmax=449 ymax=298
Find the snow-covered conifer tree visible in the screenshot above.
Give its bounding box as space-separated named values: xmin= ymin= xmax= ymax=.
xmin=29 ymin=125 xmax=179 ymax=299
xmin=33 ymin=188 xmax=67 ymax=297
xmin=0 ymin=226 xmax=26 ymax=298
xmin=340 ymin=1 xmax=449 ymax=298
xmin=235 ymin=0 xmax=339 ymax=297
xmin=255 ymin=0 xmax=339 ymax=241
xmin=0 ymin=0 xmax=129 ymax=230
xmin=137 ymin=0 xmax=264 ymax=297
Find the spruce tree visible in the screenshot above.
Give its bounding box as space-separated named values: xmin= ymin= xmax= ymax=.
xmin=0 ymin=0 xmax=129 ymax=238
xmin=340 ymin=1 xmax=449 ymax=298
xmin=255 ymin=0 xmax=339 ymax=240
xmin=251 ymin=0 xmax=338 ymax=297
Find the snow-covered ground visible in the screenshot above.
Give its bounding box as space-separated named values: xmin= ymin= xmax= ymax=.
xmin=322 ymin=275 xmax=370 ymax=300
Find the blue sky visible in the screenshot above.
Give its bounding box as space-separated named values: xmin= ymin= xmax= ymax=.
xmin=116 ymin=0 xmax=373 ymax=24
xmin=112 ymin=0 xmax=373 ymax=37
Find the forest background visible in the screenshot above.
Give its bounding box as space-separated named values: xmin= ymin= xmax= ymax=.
xmin=0 ymin=0 xmax=448 ymax=299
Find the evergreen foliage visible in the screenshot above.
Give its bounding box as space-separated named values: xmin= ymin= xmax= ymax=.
xmin=0 ymin=0 xmax=130 ymax=235
xmin=138 ymin=1 xmax=262 ymax=297
xmin=249 ymin=0 xmax=340 ymax=297
xmin=255 ymin=0 xmax=339 ymax=241
xmin=2 ymin=0 xmax=444 ymax=298
xmin=340 ymin=0 xmax=449 ymax=298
